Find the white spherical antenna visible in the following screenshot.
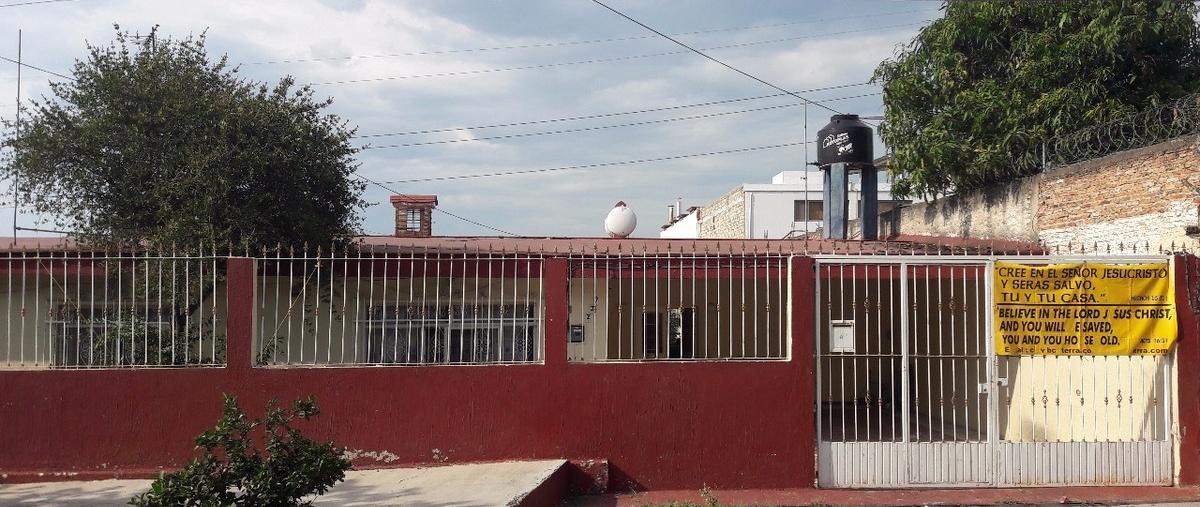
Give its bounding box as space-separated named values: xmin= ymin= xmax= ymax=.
xmin=604 ymin=201 xmax=637 ymax=238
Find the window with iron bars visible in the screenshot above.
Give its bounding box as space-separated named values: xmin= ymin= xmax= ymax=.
xmin=362 ymin=303 xmax=540 ymax=364
xmin=567 ymin=256 xmax=790 ymax=362
xmin=47 ymin=304 xmax=175 ymax=367
xmin=401 ymin=209 xmax=423 ymax=232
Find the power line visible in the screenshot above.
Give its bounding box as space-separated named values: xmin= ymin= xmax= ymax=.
xmin=247 ymin=9 xmax=933 ymax=65
xmin=0 ymin=55 xmax=74 ymax=80
xmin=361 ymin=91 xmax=881 ymax=150
xmin=0 ymin=0 xmax=78 ymax=7
xmin=0 ymin=55 xmax=519 ymax=236
xmin=591 ymin=0 xmax=853 ymax=115
xmin=311 ymin=21 xmax=925 ymax=85
xmin=354 ymin=82 xmax=871 ymax=139
xmin=381 ymin=139 xmax=814 ymax=185
xmin=315 ymin=49 xmax=680 ymax=85
xmin=351 ymin=173 xmax=517 ymax=236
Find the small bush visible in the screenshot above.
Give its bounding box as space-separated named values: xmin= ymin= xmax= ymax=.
xmin=130 ymin=394 xmax=351 ymax=506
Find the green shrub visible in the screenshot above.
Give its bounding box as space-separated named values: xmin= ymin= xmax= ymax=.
xmin=130 ymin=394 xmax=350 ymax=506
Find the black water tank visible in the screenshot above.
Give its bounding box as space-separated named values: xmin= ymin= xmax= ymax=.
xmin=816 ymin=114 xmax=873 ymax=166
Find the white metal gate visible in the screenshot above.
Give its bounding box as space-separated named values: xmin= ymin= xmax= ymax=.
xmin=815 ymin=256 xmax=1175 ymax=488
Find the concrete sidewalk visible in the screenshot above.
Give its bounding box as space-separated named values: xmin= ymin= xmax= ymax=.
xmin=571 ymin=486 xmax=1200 ymax=506
xmin=0 ymin=460 xmax=568 ymax=506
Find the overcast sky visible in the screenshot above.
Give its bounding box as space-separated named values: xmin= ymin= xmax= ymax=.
xmin=0 ymin=0 xmax=939 ymax=239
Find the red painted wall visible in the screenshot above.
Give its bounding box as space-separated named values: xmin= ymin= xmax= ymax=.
xmin=0 ymin=257 xmax=815 ymax=490
xmin=11 ymin=256 xmax=1193 ymax=489
xmin=0 ymin=357 xmax=810 ymax=490
xmin=1176 ymin=255 xmax=1200 ymax=485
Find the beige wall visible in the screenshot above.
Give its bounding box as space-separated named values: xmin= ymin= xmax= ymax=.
xmin=879 ymin=178 xmax=1039 ymax=241
xmin=819 ymin=270 xmax=988 ymax=441
xmin=698 ymin=186 xmax=746 ymax=239
xmin=0 ymin=271 xmax=227 ymax=368
xmin=256 ymin=275 xmax=543 ymax=365
xmin=567 ymin=274 xmax=789 ymax=361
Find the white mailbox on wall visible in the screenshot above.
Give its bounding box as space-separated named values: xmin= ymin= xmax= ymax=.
xmin=830 ymin=320 xmax=856 ymax=353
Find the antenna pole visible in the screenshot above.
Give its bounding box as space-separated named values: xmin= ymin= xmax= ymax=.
xmin=12 ymin=29 xmax=21 ymax=244
xmin=803 ymin=102 xmax=809 ymax=168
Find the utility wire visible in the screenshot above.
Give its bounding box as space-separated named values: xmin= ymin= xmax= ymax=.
xmin=591 ymin=0 xmax=853 ymax=115
xmin=354 ymin=82 xmax=871 ymax=139
xmin=362 ymin=91 xmax=881 ymax=150
xmin=0 ymin=0 xmax=78 ymax=7
xmin=248 ymin=9 xmax=932 ymax=65
xmin=0 ymin=56 xmax=518 ymax=236
xmin=311 ymin=21 xmax=924 ymax=85
xmin=381 ymin=139 xmax=814 ymax=185
xmin=0 ymin=55 xmax=516 ymax=237
xmin=351 ymin=173 xmax=517 ymax=236
xmin=0 ymin=55 xmax=73 ymax=80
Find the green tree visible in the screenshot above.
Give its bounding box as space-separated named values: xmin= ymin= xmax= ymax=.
xmin=1 ymin=26 xmax=366 ymax=249
xmin=130 ymin=394 xmax=351 ymax=507
xmin=874 ymin=0 xmax=1200 ymax=199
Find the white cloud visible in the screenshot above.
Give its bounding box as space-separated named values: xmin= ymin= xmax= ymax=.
xmin=0 ymin=0 xmax=935 ymax=238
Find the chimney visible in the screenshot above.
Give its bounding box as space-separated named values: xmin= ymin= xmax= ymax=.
xmin=390 ymin=195 xmax=438 ymax=238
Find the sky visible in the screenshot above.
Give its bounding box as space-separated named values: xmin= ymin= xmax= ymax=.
xmin=0 ymin=0 xmax=940 ymax=238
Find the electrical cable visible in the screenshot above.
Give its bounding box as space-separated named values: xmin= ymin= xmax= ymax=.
xmin=0 ymin=56 xmax=73 ymax=80
xmin=361 ymin=91 xmax=881 ymax=150
xmin=590 ymin=0 xmax=859 ymax=115
xmin=247 ymin=9 xmax=932 ymax=65
xmin=311 ymin=21 xmax=925 ymax=85
xmin=0 ymin=0 xmax=79 ymax=7
xmin=351 ymin=173 xmax=517 ymax=236
xmin=354 ymin=82 xmax=871 ymax=139
xmin=380 ymin=139 xmax=814 ymax=184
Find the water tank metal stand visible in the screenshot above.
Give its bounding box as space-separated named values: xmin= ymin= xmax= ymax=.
xmin=822 ymin=162 xmax=849 ymax=240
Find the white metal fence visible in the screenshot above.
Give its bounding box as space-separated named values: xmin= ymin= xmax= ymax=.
xmin=0 ymin=251 xmax=226 ymax=369
xmin=815 ymin=256 xmax=1174 ymax=488
xmin=254 ymin=251 xmax=544 ymax=366
xmin=567 ymin=253 xmax=790 ymax=362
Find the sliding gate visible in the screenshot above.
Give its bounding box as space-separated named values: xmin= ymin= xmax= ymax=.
xmin=815 ymin=257 xmax=1174 ymax=488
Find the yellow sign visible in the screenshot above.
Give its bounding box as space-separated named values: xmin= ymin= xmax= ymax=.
xmin=993 ymin=261 xmax=1176 ymax=355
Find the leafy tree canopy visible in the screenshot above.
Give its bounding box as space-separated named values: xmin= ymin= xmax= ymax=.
xmin=873 ymin=0 xmax=1200 ymax=199
xmin=1 ymin=26 xmax=366 ymax=249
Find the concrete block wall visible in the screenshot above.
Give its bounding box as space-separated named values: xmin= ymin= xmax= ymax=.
xmin=879 ymin=177 xmax=1039 ymax=241
xmin=882 ymin=136 xmax=1200 ymax=252
xmin=698 ymin=186 xmax=745 ymax=239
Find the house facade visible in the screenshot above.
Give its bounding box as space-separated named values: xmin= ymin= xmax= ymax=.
xmin=662 ymin=168 xmax=908 ymax=239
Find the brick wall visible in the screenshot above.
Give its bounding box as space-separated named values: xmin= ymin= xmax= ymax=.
xmin=1037 ymin=137 xmax=1200 ymax=250
xmin=883 ymin=136 xmax=1200 ymax=252
xmin=698 ymin=186 xmax=745 ymax=239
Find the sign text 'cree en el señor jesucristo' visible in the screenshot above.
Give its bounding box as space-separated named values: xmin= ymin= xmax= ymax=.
xmin=993 ymin=262 xmax=1176 ymax=356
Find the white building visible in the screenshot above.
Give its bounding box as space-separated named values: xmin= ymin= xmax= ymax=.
xmin=660 ymin=169 xmax=906 ymax=239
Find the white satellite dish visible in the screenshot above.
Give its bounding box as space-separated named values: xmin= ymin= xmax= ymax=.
xmin=604 ymin=201 xmax=637 ymax=238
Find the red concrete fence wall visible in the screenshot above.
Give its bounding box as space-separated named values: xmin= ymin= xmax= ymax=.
xmin=5 ymin=255 xmax=1197 ymax=489
xmin=1175 ymin=254 xmax=1200 ymax=485
xmin=0 ymin=257 xmax=817 ymax=490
